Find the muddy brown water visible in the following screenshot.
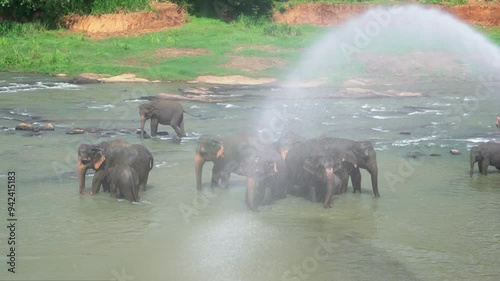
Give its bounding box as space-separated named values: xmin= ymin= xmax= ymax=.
xmin=0 ymin=72 xmax=499 ymax=281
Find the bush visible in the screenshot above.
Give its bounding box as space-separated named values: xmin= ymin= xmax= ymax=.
xmin=0 ymin=0 xmax=150 ymax=28
xmin=171 ymin=0 xmax=274 ymax=20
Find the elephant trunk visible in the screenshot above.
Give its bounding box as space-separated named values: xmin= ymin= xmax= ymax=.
xmin=470 ymin=156 xmax=475 ymax=177
xmin=369 ymin=164 xmax=380 ymax=198
xmin=194 ymin=152 xmax=206 ymax=191
xmin=246 ymin=177 xmax=258 ymax=211
xmin=77 ymin=161 xmax=88 ymax=194
xmin=140 ymin=114 xmax=146 ymax=138
xmin=323 ymin=167 xmax=335 ymax=208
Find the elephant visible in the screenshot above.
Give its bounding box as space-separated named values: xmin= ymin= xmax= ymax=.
xmin=469 ymin=142 xmax=500 ymax=176
xmin=77 ymin=139 xmax=154 ymax=195
xmin=139 ymin=100 xmax=199 ymax=139
xmin=244 ymin=142 xmax=287 ymax=211
xmin=106 ymin=164 xmax=140 ymax=202
xmin=316 ymin=137 xmax=380 ymax=198
xmin=244 ymin=132 xmax=306 ymax=211
xmin=496 ymin=115 xmax=500 ymax=130
xmin=194 ymin=133 xmax=256 ymax=191
xmin=285 ymin=138 xmax=345 ymax=208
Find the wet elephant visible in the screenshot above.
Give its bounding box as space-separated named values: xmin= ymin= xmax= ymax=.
xmin=470 ymin=142 xmax=500 ymax=176
xmin=244 ymin=142 xmax=287 ymax=211
xmin=285 ymin=138 xmax=344 ymax=208
xmin=317 ymin=137 xmax=380 ymax=198
xmin=244 ymin=132 xmax=305 ymax=211
xmin=77 ymin=140 xmax=153 ymax=194
xmin=139 ymin=100 xmax=199 ymax=139
xmin=194 ymin=133 xmax=255 ymax=191
xmin=106 ymin=164 xmax=140 ymax=202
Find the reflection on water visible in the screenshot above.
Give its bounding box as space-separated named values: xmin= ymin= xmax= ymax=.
xmin=0 ymin=73 xmax=499 ymax=281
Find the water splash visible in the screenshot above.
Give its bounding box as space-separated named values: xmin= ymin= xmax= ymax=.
xmin=0 ymin=81 xmax=79 ymax=93
xmin=287 ymin=4 xmax=500 ymax=84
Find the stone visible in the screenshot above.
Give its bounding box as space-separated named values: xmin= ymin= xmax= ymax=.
xmin=15 ymin=123 xmax=34 ymax=131
xmin=41 ymin=123 xmax=54 ymax=131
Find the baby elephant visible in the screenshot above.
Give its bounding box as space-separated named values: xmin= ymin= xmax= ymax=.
xmin=107 ymin=164 xmax=140 ymax=203
xmin=139 ymin=100 xmax=198 ymax=139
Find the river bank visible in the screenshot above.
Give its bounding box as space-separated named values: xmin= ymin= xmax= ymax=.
xmin=1 ymin=2 xmax=499 ymax=88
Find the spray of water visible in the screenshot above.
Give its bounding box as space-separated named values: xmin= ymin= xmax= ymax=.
xmin=286 ymin=4 xmax=500 ymax=86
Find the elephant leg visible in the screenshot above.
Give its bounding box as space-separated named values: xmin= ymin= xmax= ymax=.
xmin=211 ymin=161 xmax=223 ymax=188
xmin=336 ymin=171 xmax=348 ymax=194
xmin=481 ymin=159 xmax=490 ymax=175
xmin=91 ymin=170 xmax=106 ymax=194
xmin=170 ymin=117 xmax=186 ymax=138
xmin=307 ymin=185 xmax=317 ymax=203
xmin=350 ymin=168 xmax=362 ymax=193
xmin=219 ymin=168 xmax=231 ymax=189
xmin=110 ymin=181 xmax=118 ymax=198
xmin=180 ymin=120 xmax=186 ymax=137
xmin=261 ymin=182 xmax=273 ymax=206
xmin=340 ymin=178 xmax=348 ymax=194
xmin=139 ymin=173 xmax=149 ymax=192
xmin=150 ymin=118 xmax=159 ymax=136
xmin=102 ymin=181 xmax=110 ymax=192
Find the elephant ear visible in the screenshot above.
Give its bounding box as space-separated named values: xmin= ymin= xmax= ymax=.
xmin=139 ymin=103 xmax=157 ymax=117
xmin=91 ymin=148 xmax=106 ymax=170
xmin=213 ymin=140 xmax=224 ymax=158
xmin=480 ymin=148 xmax=489 ymax=158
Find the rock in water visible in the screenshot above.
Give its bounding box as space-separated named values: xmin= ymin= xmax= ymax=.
xmin=15 ymin=123 xmax=34 ymax=131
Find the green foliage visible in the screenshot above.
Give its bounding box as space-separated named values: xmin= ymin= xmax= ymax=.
xmin=0 ymin=20 xmax=47 ymax=36
xmin=0 ymin=0 xmax=151 ymax=28
xmin=90 ymin=0 xmax=150 ymax=14
xmin=171 ymin=0 xmax=274 ymax=19
xmin=483 ymin=27 xmax=500 ymax=45
xmin=231 ymin=15 xmax=301 ymax=36
xmin=263 ymin=22 xmax=302 ymax=36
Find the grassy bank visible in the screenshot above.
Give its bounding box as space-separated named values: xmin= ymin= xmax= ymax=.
xmin=0 ymin=18 xmax=323 ymax=81
xmin=0 ymin=15 xmax=499 ymax=82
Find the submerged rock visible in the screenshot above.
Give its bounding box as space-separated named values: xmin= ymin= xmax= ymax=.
xmin=66 ymin=128 xmax=85 ymax=135
xmin=15 ymin=123 xmax=34 ymax=131
xmin=40 ymin=123 xmax=54 ymax=131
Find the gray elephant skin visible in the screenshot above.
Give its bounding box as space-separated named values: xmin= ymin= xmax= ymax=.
xmin=244 ymin=142 xmax=288 ymax=211
xmin=77 ymin=139 xmax=154 ymax=195
xmin=285 ymin=137 xmax=352 ymax=208
xmin=139 ymin=100 xmax=199 ymax=139
xmin=194 ymin=133 xmax=258 ymax=191
xmin=316 ymin=137 xmax=380 ymax=198
xmin=243 ymin=132 xmax=306 ymax=211
xmin=470 ymin=142 xmax=500 ymax=176
xmin=106 ymin=164 xmax=140 ymax=202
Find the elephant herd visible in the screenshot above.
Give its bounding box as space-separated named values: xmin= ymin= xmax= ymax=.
xmin=194 ymin=132 xmax=380 ymax=210
xmin=76 ymin=99 xmax=499 ymax=208
xmin=77 ymin=99 xmax=380 ymax=209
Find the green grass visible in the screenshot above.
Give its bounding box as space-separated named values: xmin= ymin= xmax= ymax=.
xmin=0 ymin=17 xmax=324 ymax=80
xmin=483 ymin=26 xmax=500 ymax=45
xmin=0 ymin=12 xmax=499 ymax=82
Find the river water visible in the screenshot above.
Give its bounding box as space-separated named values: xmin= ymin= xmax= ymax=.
xmin=0 ymin=72 xmax=499 ymax=281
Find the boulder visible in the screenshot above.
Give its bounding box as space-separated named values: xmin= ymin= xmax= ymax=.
xmin=15 ymin=123 xmax=34 ymax=131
